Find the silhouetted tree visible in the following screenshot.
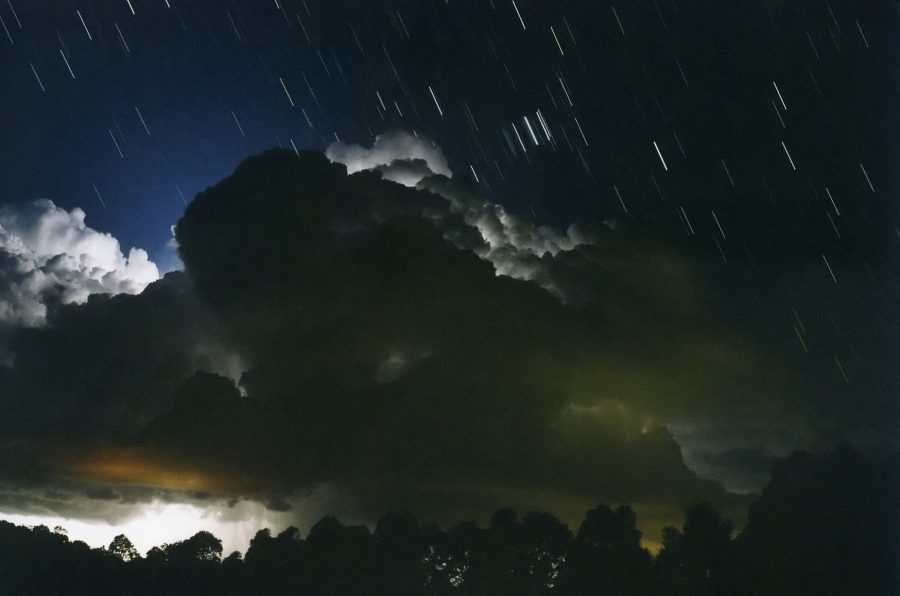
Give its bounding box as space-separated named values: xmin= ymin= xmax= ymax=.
xmin=140 ymin=531 xmax=226 ymax=596
xmin=0 ymin=521 xmax=122 ymax=595
xmin=108 ymin=534 xmax=140 ymax=562
xmin=655 ymin=502 xmax=732 ymax=595
xmin=443 ymin=520 xmax=489 ymax=591
xmin=164 ymin=530 xmax=223 ymax=564
xmin=724 ymin=445 xmax=896 ymax=595
xmin=221 ymin=549 xmax=245 ymax=573
xmin=480 ymin=508 xmax=525 ymax=594
xmin=557 ymin=504 xmax=654 ymax=595
xmin=144 ymin=545 xmax=167 ymax=564
xmin=244 ymin=527 xmax=303 ymax=594
xmin=298 ymin=516 xmax=374 ymax=594
xmin=519 ymin=511 xmax=574 ymax=593
xmin=371 ymin=511 xmax=425 ymax=594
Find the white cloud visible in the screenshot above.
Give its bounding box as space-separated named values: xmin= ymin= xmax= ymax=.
xmin=0 ymin=199 xmax=159 ymax=327
xmin=422 ymin=175 xmax=590 ymax=262
xmin=326 ymin=129 xmax=452 ymax=181
xmin=327 ymin=130 xmax=595 ymax=298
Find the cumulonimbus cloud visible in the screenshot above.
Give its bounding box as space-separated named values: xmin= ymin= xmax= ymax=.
xmin=0 ymin=149 xmax=753 ymax=534
xmin=0 ymin=199 xmax=159 ymax=327
xmin=2 ymin=142 xmax=880 ymax=547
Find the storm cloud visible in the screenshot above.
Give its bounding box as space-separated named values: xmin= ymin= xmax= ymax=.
xmin=0 ymin=145 xmax=892 ymax=543
xmin=0 ymin=200 xmax=158 ymax=329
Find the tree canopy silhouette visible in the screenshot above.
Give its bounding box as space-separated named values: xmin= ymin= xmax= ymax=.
xmin=0 ymin=446 xmax=896 ymax=595
xmin=108 ymin=534 xmax=140 ymax=562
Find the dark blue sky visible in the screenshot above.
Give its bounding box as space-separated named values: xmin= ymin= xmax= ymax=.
xmin=3 ymin=0 xmax=895 ymax=273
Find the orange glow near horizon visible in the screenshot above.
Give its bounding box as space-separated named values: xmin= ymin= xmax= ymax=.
xmin=59 ymin=446 xmax=237 ymax=494
xmin=5 ymin=440 xmax=684 ymax=556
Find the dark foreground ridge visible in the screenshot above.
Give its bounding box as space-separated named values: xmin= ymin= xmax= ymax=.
xmin=1 ymin=445 xmax=897 ymax=596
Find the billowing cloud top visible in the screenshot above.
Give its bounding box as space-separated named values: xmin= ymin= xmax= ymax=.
xmin=326 ymin=130 xmax=452 ymax=181
xmin=327 ymin=131 xmax=595 ymax=298
xmin=0 ymin=200 xmax=159 ymax=328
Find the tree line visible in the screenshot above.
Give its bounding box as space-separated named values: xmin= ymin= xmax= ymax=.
xmin=1 ymin=445 xmax=896 ymax=595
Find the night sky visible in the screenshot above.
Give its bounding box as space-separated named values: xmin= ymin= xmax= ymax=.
xmin=0 ymin=0 xmax=898 ymax=554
